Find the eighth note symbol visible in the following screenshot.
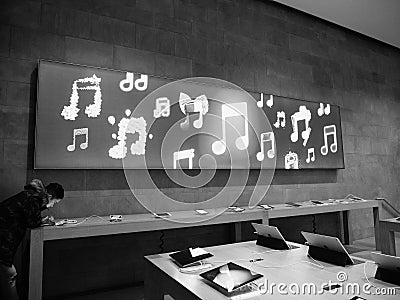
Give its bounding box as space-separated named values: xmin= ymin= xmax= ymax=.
xmin=273 ymin=111 xmax=286 ymax=128
xmin=108 ymin=110 xmax=147 ymax=159
xmin=290 ymin=105 xmax=312 ymax=147
xmin=321 ymin=125 xmax=337 ymax=155
xmin=256 ymin=132 xmax=275 ymax=161
xmin=67 ymin=128 xmax=88 ymax=152
xmin=212 ymin=102 xmax=249 ymax=155
xmin=173 ymin=149 xmax=195 ymax=169
xmin=306 ymin=148 xmax=315 ymax=163
xmin=61 ymin=75 xmax=102 ymax=120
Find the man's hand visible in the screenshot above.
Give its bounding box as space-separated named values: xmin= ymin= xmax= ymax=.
xmin=41 ymin=215 xmax=55 ymax=225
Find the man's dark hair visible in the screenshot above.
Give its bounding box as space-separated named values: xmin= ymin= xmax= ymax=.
xmin=46 ymin=183 xmax=64 ymax=199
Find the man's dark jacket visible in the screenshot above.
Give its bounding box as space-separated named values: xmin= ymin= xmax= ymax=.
xmin=0 ymin=192 xmax=45 ymax=267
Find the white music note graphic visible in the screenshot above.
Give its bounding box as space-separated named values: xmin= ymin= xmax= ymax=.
xmin=290 ymin=105 xmax=312 ymax=147
xmin=67 ymin=128 xmax=88 ymax=152
xmin=61 ymin=75 xmax=102 ymax=120
xmin=256 ymin=93 xmax=273 ymax=108
xmin=285 ymin=151 xmax=299 ymax=169
xmin=153 ymin=97 xmax=170 ymax=118
xmin=119 ymin=72 xmax=148 ymax=92
xmin=179 ymin=93 xmax=209 ymax=129
xmin=212 ymin=102 xmax=249 ymax=155
xmin=317 ymin=103 xmax=331 ymax=116
xmin=173 ymin=149 xmax=195 ymax=169
xmin=256 ymin=132 xmax=275 ymax=161
xmin=306 ymin=148 xmax=315 ymax=163
xmin=273 ymin=111 xmax=286 ymax=128
xmin=257 ymin=93 xmax=264 ymax=108
xmin=120 ymin=72 xmax=134 ymax=92
xmin=108 ymin=109 xmax=147 ymax=159
xmin=266 ymin=94 xmax=273 ymax=108
xmin=320 ymin=125 xmax=337 ymax=155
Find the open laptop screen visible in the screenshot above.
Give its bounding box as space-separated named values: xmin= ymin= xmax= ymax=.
xmin=301 ymin=231 xmax=355 ymax=265
xmin=371 ymin=252 xmax=400 ymax=272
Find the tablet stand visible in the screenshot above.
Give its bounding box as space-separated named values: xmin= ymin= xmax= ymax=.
xmin=375 ymin=267 xmax=400 ymax=285
xmin=307 ymin=245 xmax=352 ymax=266
xmin=256 ymin=235 xmax=290 ymax=250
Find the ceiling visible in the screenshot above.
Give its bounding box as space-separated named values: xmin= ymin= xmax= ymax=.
xmin=272 ymin=0 xmax=400 ymax=49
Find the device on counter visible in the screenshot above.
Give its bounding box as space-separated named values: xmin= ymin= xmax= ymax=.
xmin=227 ymin=206 xmax=245 ymax=212
xmin=302 ymin=231 xmax=356 ymax=266
xmin=109 ymin=215 xmax=123 ymax=222
xmin=311 ymin=200 xmax=324 ymax=205
xmin=153 ymin=212 xmax=171 ymax=218
xmin=258 ymin=204 xmax=273 ymax=210
xmin=286 ymin=202 xmax=302 ymax=207
xmin=371 ymin=252 xmax=400 ymax=285
xmin=55 ymin=219 xmax=78 ymax=226
xmin=200 ymin=262 xmax=263 ymax=296
xmin=169 ymin=247 xmax=213 ymax=268
xmin=252 ymin=223 xmax=293 ymax=250
xmin=228 ymin=206 xmax=245 ymax=211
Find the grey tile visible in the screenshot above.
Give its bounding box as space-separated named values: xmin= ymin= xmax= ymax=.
xmin=65 ymin=37 xmax=113 ymax=68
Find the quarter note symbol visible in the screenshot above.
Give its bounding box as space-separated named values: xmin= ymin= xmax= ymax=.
xmin=306 ymin=148 xmax=315 ymax=163
xmin=273 ymin=111 xmax=286 ymax=128
xmin=120 ymin=72 xmax=134 ymax=92
xmin=266 ymin=95 xmax=273 ymax=108
xmin=256 ymin=94 xmax=273 ymax=108
xmin=320 ymin=125 xmax=337 ymax=155
xmin=212 ymin=102 xmax=249 ymax=155
xmin=290 ymin=105 xmax=312 ymax=146
xmin=256 ymin=132 xmax=275 ymax=161
xmin=67 ymin=128 xmax=88 ymax=151
xmin=173 ymin=149 xmax=195 ymax=169
xmin=257 ymin=93 xmax=264 ymax=108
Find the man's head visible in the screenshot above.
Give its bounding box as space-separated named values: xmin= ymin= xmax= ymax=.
xmin=45 ymin=183 xmax=64 ymax=208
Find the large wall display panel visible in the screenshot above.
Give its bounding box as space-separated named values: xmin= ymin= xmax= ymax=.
xmin=35 ymin=60 xmax=344 ymax=169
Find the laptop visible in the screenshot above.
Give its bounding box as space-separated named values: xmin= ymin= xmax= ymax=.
xmin=200 ymin=262 xmax=263 ymax=296
xmin=252 ymin=223 xmax=294 ymax=250
xmin=371 ymin=252 xmax=400 ymax=272
xmin=169 ymin=248 xmax=213 ymax=268
xmin=301 ymin=231 xmax=356 ymax=265
xmin=371 ymin=252 xmax=400 ymax=285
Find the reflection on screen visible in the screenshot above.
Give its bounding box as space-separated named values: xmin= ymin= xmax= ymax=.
xmin=201 ymin=262 xmax=262 ymax=292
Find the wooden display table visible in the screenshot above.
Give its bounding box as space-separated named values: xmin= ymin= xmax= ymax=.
xmin=28 ymin=199 xmax=380 ymax=300
xmin=379 ymin=217 xmax=400 ymax=255
xmin=145 ymin=239 xmax=398 ymax=299
xmin=267 ymin=199 xmax=381 ymax=246
xmin=28 ymin=208 xmax=267 ymax=300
